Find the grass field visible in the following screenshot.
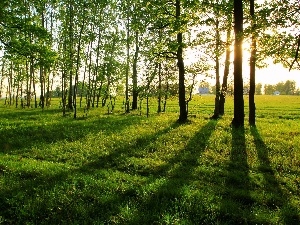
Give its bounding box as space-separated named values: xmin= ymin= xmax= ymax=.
xmin=0 ymin=95 xmax=299 ymax=224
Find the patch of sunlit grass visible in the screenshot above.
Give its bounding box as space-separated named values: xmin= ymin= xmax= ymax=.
xmin=0 ymin=95 xmax=299 ymax=224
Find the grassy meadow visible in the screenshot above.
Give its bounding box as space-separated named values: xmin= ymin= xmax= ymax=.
xmin=0 ymin=95 xmax=299 ymax=224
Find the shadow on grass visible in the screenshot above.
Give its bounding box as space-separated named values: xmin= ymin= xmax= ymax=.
xmin=251 ymin=126 xmax=300 ymax=224
xmin=219 ymin=126 xmax=253 ymax=224
xmin=0 ymin=119 xmax=219 ymax=224
xmin=122 ymin=119 xmax=218 ymax=224
xmin=0 ymin=114 xmax=143 ymax=155
xmin=0 ymin=106 xmax=62 ymax=119
xmin=78 ymin=121 xmax=181 ymax=175
xmin=0 ymin=120 xmax=182 ymax=224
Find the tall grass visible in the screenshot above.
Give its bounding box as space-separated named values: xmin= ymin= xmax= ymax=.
xmin=0 ymin=95 xmax=299 ymax=224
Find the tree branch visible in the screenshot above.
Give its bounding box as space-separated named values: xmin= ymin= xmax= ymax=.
xmin=289 ymin=35 xmax=300 ymax=71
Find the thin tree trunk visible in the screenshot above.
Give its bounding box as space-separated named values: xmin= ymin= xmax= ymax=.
xmin=48 ymin=76 xmax=53 ymax=106
xmin=163 ymin=77 xmax=169 ymax=112
xmin=61 ymin=40 xmax=67 ymax=116
xmin=125 ymin=11 xmax=130 ymax=113
xmin=80 ymin=42 xmax=90 ymax=108
xmin=26 ymin=60 xmax=31 ymax=107
xmin=40 ymin=9 xmax=45 ymax=109
xmin=40 ymin=66 xmax=45 ymax=109
xmin=212 ymin=18 xmax=221 ymax=119
xmin=157 ymin=62 xmax=162 ymax=113
xmin=46 ymin=71 xmax=50 ymax=107
xmin=132 ymin=31 xmax=139 ymax=110
xmin=232 ymin=0 xmax=244 ymax=127
xmin=249 ymin=0 xmax=256 ymax=126
xmin=102 ymin=81 xmax=110 ymax=107
xmin=176 ymin=0 xmax=187 ymax=123
xmin=87 ymin=41 xmax=93 ymax=109
xmin=92 ymin=76 xmax=97 ymax=107
xmin=93 ymin=26 xmax=102 ymax=108
xmin=73 ymin=19 xmax=85 ymax=119
xmin=62 ymin=72 xmax=65 ymax=115
xmin=0 ymin=59 xmax=5 ymax=98
xmin=30 ymin=57 xmax=37 ymax=108
xmin=15 ymin=70 xmax=21 ymax=108
xmin=219 ymin=15 xmax=232 ymax=115
xmin=97 ymin=80 xmax=103 ymax=108
xmin=8 ymin=62 xmax=13 ymax=105
xmin=67 ymin=1 xmax=74 ymax=111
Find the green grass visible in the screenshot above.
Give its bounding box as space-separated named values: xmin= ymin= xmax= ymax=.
xmin=0 ymin=95 xmax=299 ymax=224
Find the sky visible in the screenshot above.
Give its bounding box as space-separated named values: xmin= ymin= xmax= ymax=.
xmin=256 ymin=63 xmax=300 ymax=87
xmin=185 ymin=47 xmax=300 ymax=89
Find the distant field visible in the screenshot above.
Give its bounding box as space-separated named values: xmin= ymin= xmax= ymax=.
xmin=0 ymin=95 xmax=299 ymax=224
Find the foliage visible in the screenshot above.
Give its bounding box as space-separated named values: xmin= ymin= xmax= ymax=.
xmin=264 ymin=80 xmax=297 ymax=95
xmin=1 ymin=0 xmax=299 ymax=123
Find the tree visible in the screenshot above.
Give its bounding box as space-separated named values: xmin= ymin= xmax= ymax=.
xmin=219 ymin=11 xmax=233 ymax=115
xmin=275 ymin=80 xmax=296 ymax=95
xmin=249 ymin=0 xmax=256 ymax=126
xmin=176 ymin=0 xmax=188 ymax=123
xmin=255 ymin=83 xmax=262 ymax=95
xmin=195 ymin=1 xmax=234 ymax=118
xmin=264 ymin=84 xmax=276 ymax=95
xmin=232 ymin=0 xmax=244 ymax=127
xmin=283 ymin=80 xmax=296 ymax=95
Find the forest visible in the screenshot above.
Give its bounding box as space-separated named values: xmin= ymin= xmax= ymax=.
xmin=0 ymin=0 xmax=300 ymax=224
xmin=0 ymin=0 xmax=300 ymax=125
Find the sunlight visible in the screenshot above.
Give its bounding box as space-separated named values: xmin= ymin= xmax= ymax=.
xmin=185 ymin=39 xmax=300 ymax=89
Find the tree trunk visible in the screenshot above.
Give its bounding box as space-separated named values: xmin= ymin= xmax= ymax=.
xmin=176 ymin=0 xmax=187 ymax=123
xmin=15 ymin=70 xmax=20 ymax=108
xmin=73 ymin=19 xmax=85 ymax=119
xmin=102 ymin=81 xmax=109 ymax=107
xmin=30 ymin=57 xmax=37 ymax=108
xmin=0 ymin=60 xmax=5 ymax=98
xmin=157 ymin=62 xmax=162 ymax=113
xmin=232 ymin=0 xmax=244 ymax=127
xmin=26 ymin=60 xmax=31 ymax=107
xmin=80 ymin=41 xmax=90 ymax=108
xmin=249 ymin=0 xmax=256 ymax=126
xmin=32 ymin=63 xmax=37 ymax=108
xmin=212 ymin=18 xmax=220 ymax=119
xmin=87 ymin=42 xmax=93 ymax=109
xmin=132 ymin=31 xmax=139 ymax=110
xmin=67 ymin=1 xmax=74 ymax=111
xmin=219 ymin=14 xmax=232 ymax=115
xmin=163 ymin=78 xmax=169 ymax=112
xmin=62 ymin=69 xmax=66 ymax=116
xmin=125 ymin=11 xmax=130 ymax=113
xmin=40 ymin=9 xmax=45 ymax=109
xmin=40 ymin=66 xmax=45 ymax=109
xmin=8 ymin=62 xmax=13 ymax=105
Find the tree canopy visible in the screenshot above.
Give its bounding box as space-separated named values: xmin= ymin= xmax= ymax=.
xmin=0 ymin=0 xmax=298 ymax=124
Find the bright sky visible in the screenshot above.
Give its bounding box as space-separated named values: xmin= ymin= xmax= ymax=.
xmin=186 ymin=49 xmax=300 ymax=89
xmin=256 ymin=63 xmax=300 ymax=87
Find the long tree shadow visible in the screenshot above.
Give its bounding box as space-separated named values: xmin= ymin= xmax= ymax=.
xmin=78 ymin=121 xmax=181 ymax=175
xmin=219 ymin=126 xmax=253 ymax=224
xmin=0 ymin=114 xmax=143 ymax=155
xmin=251 ymin=126 xmax=300 ymax=224
xmin=123 ymin=119 xmax=218 ymax=224
xmin=0 ymin=107 xmax=62 ymax=120
xmin=0 ymin=121 xmax=182 ymax=224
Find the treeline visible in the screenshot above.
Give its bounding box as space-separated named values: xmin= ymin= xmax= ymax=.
xmin=203 ymin=80 xmax=299 ymax=96
xmin=0 ymin=0 xmax=300 ymax=125
xmin=263 ymin=80 xmax=299 ymax=95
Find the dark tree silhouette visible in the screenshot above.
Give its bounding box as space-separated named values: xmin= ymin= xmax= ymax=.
xmin=232 ymin=0 xmax=244 ymax=127
xmin=176 ymin=0 xmax=187 ymax=123
xmin=249 ymin=0 xmax=256 ymax=126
